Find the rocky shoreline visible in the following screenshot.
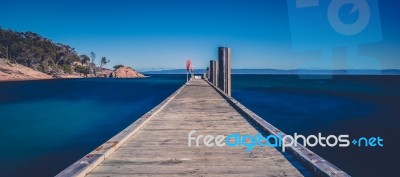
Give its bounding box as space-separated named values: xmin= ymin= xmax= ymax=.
xmin=0 ymin=59 xmax=145 ymax=81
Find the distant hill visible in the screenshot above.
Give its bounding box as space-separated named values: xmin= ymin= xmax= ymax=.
xmin=143 ymin=69 xmax=206 ymax=74
xmin=142 ymin=69 xmax=400 ymax=75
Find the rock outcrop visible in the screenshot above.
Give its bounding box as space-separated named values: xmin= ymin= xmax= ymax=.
xmin=110 ymin=66 xmax=144 ymax=78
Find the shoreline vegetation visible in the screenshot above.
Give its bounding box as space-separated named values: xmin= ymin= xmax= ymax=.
xmin=0 ymin=28 xmax=144 ymax=81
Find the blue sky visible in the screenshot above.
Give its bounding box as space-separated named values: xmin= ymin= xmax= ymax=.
xmin=0 ymin=0 xmax=399 ymax=70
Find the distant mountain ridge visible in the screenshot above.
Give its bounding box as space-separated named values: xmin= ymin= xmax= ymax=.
xmin=142 ymin=69 xmax=400 ymax=75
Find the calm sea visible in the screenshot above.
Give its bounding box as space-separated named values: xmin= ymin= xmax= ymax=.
xmin=0 ymin=74 xmax=398 ymax=176
xmin=232 ymin=74 xmax=400 ymax=177
xmin=0 ymin=75 xmax=185 ymax=177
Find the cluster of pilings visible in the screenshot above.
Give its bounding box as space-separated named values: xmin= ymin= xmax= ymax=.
xmin=206 ymin=47 xmax=231 ymax=96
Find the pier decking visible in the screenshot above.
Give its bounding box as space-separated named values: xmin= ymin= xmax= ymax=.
xmin=58 ymin=79 xmax=349 ymax=177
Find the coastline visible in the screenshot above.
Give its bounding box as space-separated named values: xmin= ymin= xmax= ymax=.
xmin=0 ymin=59 xmax=146 ymax=82
xmin=0 ymin=76 xmax=150 ymax=82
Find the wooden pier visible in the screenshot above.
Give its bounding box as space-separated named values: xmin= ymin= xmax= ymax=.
xmin=57 ymin=79 xmax=349 ymax=177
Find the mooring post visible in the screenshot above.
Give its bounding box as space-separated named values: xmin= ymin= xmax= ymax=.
xmin=217 ymin=47 xmax=231 ymax=96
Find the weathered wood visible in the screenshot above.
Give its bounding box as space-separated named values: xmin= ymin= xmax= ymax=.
xmin=83 ymin=79 xmax=303 ymax=177
xmin=206 ymin=79 xmax=350 ymax=177
xmin=56 ymin=83 xmax=187 ymax=177
xmin=58 ymin=79 xmax=348 ymax=177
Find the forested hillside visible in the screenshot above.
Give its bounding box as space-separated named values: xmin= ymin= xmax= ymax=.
xmin=0 ymin=28 xmax=145 ymax=80
xmin=0 ymin=28 xmax=81 ymax=74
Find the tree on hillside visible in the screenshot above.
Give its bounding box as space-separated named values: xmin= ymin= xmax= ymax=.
xmin=90 ymin=52 xmax=96 ymax=64
xmin=100 ymin=57 xmax=110 ymax=69
xmin=75 ymin=65 xmax=90 ymax=77
xmin=0 ymin=45 xmax=6 ymax=58
xmin=0 ymin=30 xmax=10 ymax=59
xmin=89 ymin=51 xmax=97 ymax=75
xmin=113 ymin=64 xmax=124 ymax=70
xmin=80 ymin=54 xmax=90 ymax=65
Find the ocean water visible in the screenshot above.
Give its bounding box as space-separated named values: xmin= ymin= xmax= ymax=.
xmin=231 ymin=74 xmax=400 ymax=177
xmin=0 ymin=74 xmax=398 ymax=177
xmin=0 ymin=75 xmax=185 ymax=177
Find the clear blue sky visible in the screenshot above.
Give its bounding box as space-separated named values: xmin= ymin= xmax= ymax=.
xmin=1 ymin=0 xmax=399 ymax=70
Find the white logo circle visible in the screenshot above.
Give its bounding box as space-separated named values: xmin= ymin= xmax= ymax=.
xmin=328 ymin=0 xmax=370 ymax=35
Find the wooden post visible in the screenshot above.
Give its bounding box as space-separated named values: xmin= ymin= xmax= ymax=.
xmin=218 ymin=47 xmax=225 ymax=92
xmin=209 ymin=60 xmax=217 ymax=86
xmin=206 ymin=67 xmax=209 ymax=80
xmin=215 ymin=61 xmax=218 ymax=88
xmin=226 ymin=48 xmax=231 ymax=96
xmin=217 ymin=47 xmax=231 ymax=96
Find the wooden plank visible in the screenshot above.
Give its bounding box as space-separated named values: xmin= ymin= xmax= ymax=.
xmin=56 ymin=83 xmax=187 ymax=177
xmin=206 ymin=80 xmax=350 ymax=177
xmin=85 ymin=79 xmax=304 ymax=177
xmin=59 ymin=78 xmax=349 ymax=177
